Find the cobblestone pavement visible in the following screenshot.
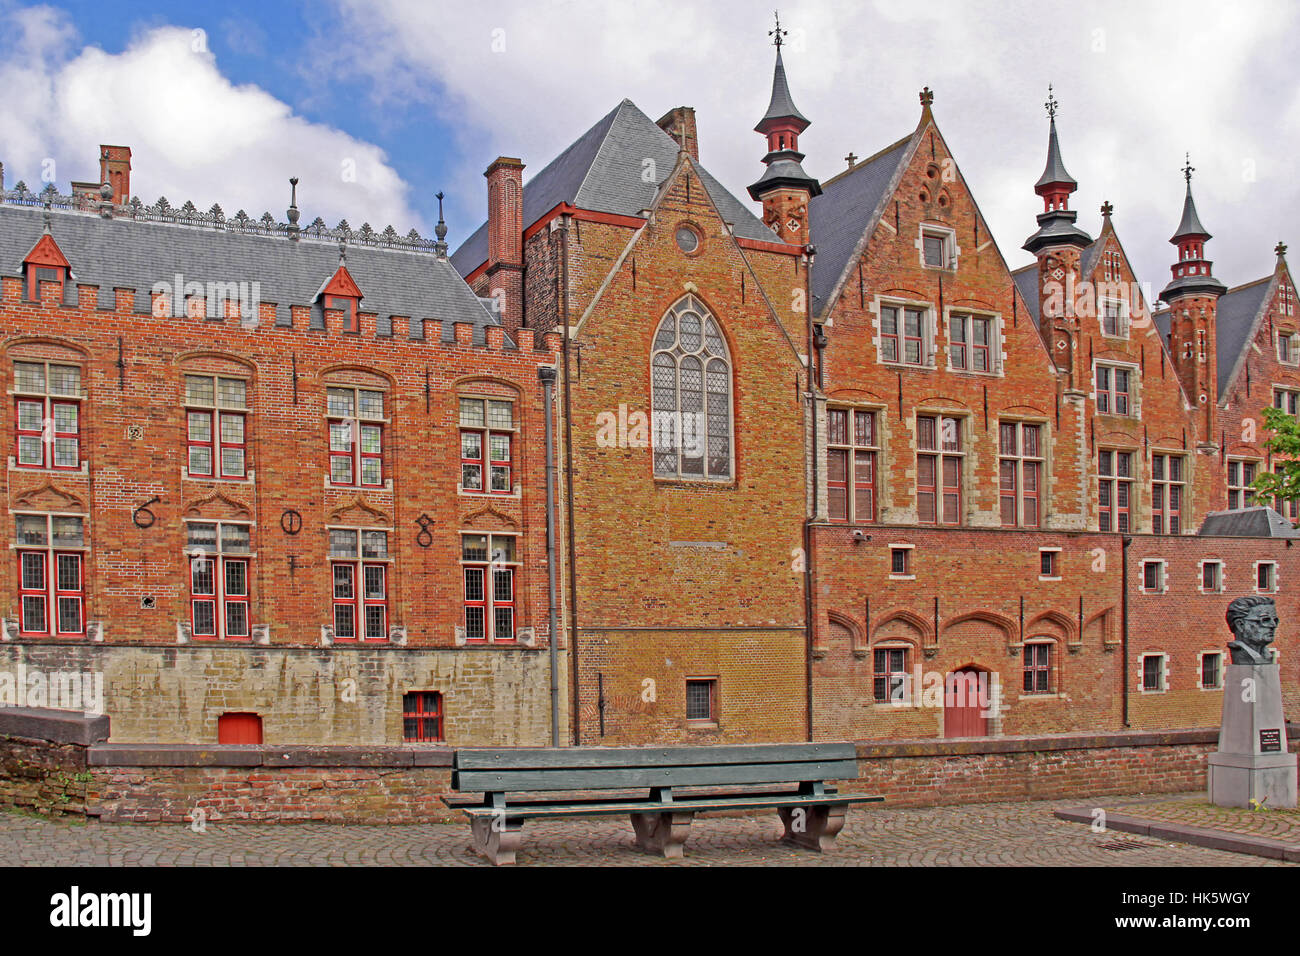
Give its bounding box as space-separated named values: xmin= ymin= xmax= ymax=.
xmin=0 ymin=794 xmax=1290 ymax=866
xmin=1096 ymin=792 xmax=1300 ymax=844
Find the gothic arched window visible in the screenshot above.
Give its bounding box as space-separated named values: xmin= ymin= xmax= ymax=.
xmin=651 ymin=295 xmax=732 ymax=480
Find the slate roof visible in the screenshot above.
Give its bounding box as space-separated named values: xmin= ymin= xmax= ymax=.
xmin=450 ymin=99 xmax=778 ymax=277
xmin=1199 ymin=506 xmax=1300 ymax=538
xmin=1034 ymin=118 xmax=1077 ymax=190
xmin=0 ymin=204 xmax=500 ymax=343
xmin=807 ymin=134 xmax=913 ymax=317
xmin=1172 ymin=182 xmax=1210 ymax=241
xmin=1011 ymin=264 xmax=1040 ymax=327
xmin=756 ymin=50 xmax=810 ymax=130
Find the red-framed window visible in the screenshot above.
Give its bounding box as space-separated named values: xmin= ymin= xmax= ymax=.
xmin=402 ymin=692 xmax=444 ymax=742
xmin=998 ymin=421 xmax=1042 ymax=527
xmin=327 ymin=386 xmax=385 ymax=487
xmin=917 ymin=414 xmax=962 ymax=525
xmin=15 ymin=514 xmax=85 ymax=636
xmin=950 ymin=314 xmax=993 ymax=372
xmin=187 ymin=521 xmax=251 ymax=640
xmin=185 ymin=375 xmax=247 ymax=479
xmin=459 ymin=397 xmax=514 ymax=494
xmin=1023 ymin=642 xmax=1052 ymax=694
xmin=873 ymin=646 xmax=909 ymax=703
xmin=1151 ymin=453 xmax=1184 ymax=534
xmin=25 ymin=264 xmax=65 ymax=301
xmin=685 ymin=678 xmax=718 ymax=722
xmin=1098 ymin=450 xmax=1133 ymax=532
xmin=14 ymin=361 xmax=81 ymax=470
xmin=461 ymin=533 xmax=517 ymax=642
xmin=327 ymin=295 xmax=359 ymax=334
xmin=827 ymin=408 xmax=878 ymax=522
xmin=1095 ymin=365 xmax=1132 ymax=415
xmin=329 ymin=528 xmax=389 ymax=641
xmin=880 ymin=304 xmax=928 ymax=365
xmin=1227 ymin=459 xmax=1258 ymax=510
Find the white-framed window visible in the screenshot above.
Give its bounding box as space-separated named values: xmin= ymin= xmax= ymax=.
xmin=1199 ymin=560 xmax=1224 ymax=593
xmin=1140 ymin=653 xmax=1167 ymax=693
xmin=328 ymin=528 xmax=390 ymax=641
xmin=1095 ymin=363 xmax=1134 ymax=416
xmin=1140 ymin=559 xmax=1167 ymax=594
xmin=1198 ymin=651 xmax=1223 ymax=690
xmin=185 ymin=520 xmax=252 ymax=640
xmin=879 ymin=302 xmax=933 ymax=367
xmin=1277 ymin=330 xmax=1299 ymax=366
xmin=651 ymin=295 xmax=733 ymax=481
xmin=1274 ymin=387 xmax=1299 ymax=416
xmin=13 ymin=360 xmax=82 ymax=470
xmin=15 ymin=513 xmax=86 ymax=636
xmin=184 ymin=374 xmax=248 ymax=479
xmin=1227 ymin=459 xmax=1259 ymax=510
xmin=919 ymin=224 xmax=957 ymax=270
xmin=461 ymin=533 xmax=518 ymax=642
xmin=1256 ymin=561 xmax=1278 ymax=593
xmin=459 ymin=396 xmax=515 ymax=494
xmin=1039 ymin=548 xmax=1061 ymax=580
xmin=889 ymin=543 xmax=915 ymax=579
xmin=948 ymin=312 xmax=998 ymax=373
xmin=1100 ymin=297 xmax=1129 ymax=338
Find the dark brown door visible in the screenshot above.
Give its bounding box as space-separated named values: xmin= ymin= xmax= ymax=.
xmin=944 ymin=668 xmax=989 ymax=737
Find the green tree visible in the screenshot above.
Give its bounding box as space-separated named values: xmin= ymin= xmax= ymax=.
xmin=1250 ymin=406 xmax=1300 ymax=516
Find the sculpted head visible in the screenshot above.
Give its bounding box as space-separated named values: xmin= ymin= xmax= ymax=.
xmin=1225 ymin=595 xmax=1279 ymax=665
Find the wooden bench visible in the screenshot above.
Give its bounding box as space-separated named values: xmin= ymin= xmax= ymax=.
xmin=442 ymin=742 xmax=882 ymax=864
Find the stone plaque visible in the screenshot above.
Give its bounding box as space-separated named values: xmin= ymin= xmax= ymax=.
xmin=1260 ymin=728 xmax=1282 ymax=753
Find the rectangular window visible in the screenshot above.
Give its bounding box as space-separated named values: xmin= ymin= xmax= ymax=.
xmin=186 ymin=520 xmax=251 ymax=640
xmin=329 ymin=528 xmax=390 ymax=641
xmin=890 ymin=547 xmax=911 ymax=576
xmin=461 ymin=534 xmax=518 ymax=642
xmin=15 ymin=514 xmax=84 ymax=637
xmin=999 ymin=421 xmax=1043 ymax=527
xmin=1278 ymin=332 xmax=1299 ymax=365
xmin=459 ymin=397 xmax=515 ymax=494
xmin=880 ymin=304 xmax=929 ymax=366
xmin=1274 ymin=387 xmax=1300 ymax=417
xmin=1095 ymin=365 xmax=1132 ymax=415
xmin=1227 ymin=459 xmax=1259 ymax=510
xmin=327 ymin=295 xmax=358 ymax=334
xmin=1142 ymin=560 xmax=1164 ymax=593
xmin=1101 ymin=299 xmax=1127 ymax=337
xmin=1201 ymin=653 xmax=1223 ymax=690
xmin=917 ymin=415 xmax=963 ymax=525
xmin=1142 ymin=655 xmax=1165 ymax=692
xmin=1023 ymin=643 xmax=1051 ymax=694
xmin=1201 ymin=561 xmax=1223 ymax=592
xmin=327 ymin=386 xmax=385 ymax=487
xmin=873 ymin=647 xmax=909 ymax=703
xmin=1098 ymin=450 xmax=1133 ymax=532
xmin=949 ymin=314 xmax=994 ymax=372
xmin=13 ymin=361 xmax=81 ymax=470
xmin=685 ymin=678 xmax=717 ymax=722
xmin=1258 ymin=562 xmax=1278 ymax=592
xmin=1040 ymin=550 xmax=1058 ymax=578
xmin=1151 ymin=453 xmax=1184 ymax=534
xmin=402 ymin=691 xmax=443 ymax=742
xmin=921 ymin=228 xmax=954 ymax=270
xmin=827 ymin=408 xmax=878 ymax=522
xmin=184 ymin=374 xmax=248 ymax=479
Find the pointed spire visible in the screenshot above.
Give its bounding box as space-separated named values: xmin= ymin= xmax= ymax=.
xmin=1035 ymin=86 xmax=1077 ymax=192
xmin=756 ymin=47 xmax=810 ymax=132
xmin=1171 ymin=155 xmax=1210 ymax=241
xmin=1161 ymin=155 xmax=1224 ymax=302
xmin=434 ymin=191 xmax=449 ymax=259
xmin=1023 ymin=86 xmax=1090 ymax=255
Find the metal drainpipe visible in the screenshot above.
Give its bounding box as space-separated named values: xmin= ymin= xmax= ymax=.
xmin=560 ymin=212 xmax=581 ymax=745
xmin=1121 ymin=535 xmax=1133 ymax=728
xmin=539 ymin=365 xmax=560 ymax=746
xmin=804 ymin=244 xmax=818 ymax=742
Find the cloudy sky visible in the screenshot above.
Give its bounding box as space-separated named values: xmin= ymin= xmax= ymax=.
xmin=1 ymin=0 xmax=1296 ymax=290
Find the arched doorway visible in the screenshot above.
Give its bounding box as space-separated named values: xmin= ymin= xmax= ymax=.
xmin=944 ymin=667 xmax=990 ymax=737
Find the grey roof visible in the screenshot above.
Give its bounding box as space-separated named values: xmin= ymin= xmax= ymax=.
xmin=1079 ymin=238 xmax=1103 ymax=279
xmin=450 ymin=99 xmax=778 ymax=276
xmin=756 ymin=49 xmax=810 ymax=131
xmin=1012 ymin=264 xmax=1040 ymax=327
xmin=1034 ymin=118 xmax=1077 ymax=190
xmin=1212 ymin=276 xmax=1273 ymax=395
xmin=1199 ymin=506 xmax=1300 ymax=538
xmin=807 ymin=135 xmax=913 ymax=317
xmin=748 ymin=154 xmax=821 ymax=200
xmin=0 ymin=204 xmax=500 ymax=343
xmin=1022 ymin=208 xmax=1092 ymax=255
xmin=1172 ymin=182 xmax=1210 ymax=241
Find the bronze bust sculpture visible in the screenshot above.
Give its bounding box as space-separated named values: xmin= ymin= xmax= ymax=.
xmin=1225 ymin=595 xmax=1279 ymax=665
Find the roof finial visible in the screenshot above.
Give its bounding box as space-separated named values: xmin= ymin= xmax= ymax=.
xmin=919 ymin=87 xmax=934 ymax=107
xmin=1045 ymin=84 xmax=1058 ymax=121
xmin=1183 ymin=153 xmax=1194 ymax=184
xmin=845 ymin=151 xmax=858 ymax=169
xmin=1101 ymin=200 xmax=1114 ymax=220
xmin=1277 ymin=240 xmax=1289 ymax=259
xmin=42 ymin=199 xmax=51 ymax=235
xmin=434 ymin=190 xmax=449 ymax=259
xmin=338 ymin=239 xmax=347 ymax=268
xmin=769 ymin=10 xmax=786 ymax=48
xmin=287 ymin=176 xmax=301 ymax=241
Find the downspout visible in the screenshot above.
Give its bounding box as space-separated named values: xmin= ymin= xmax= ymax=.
xmin=1121 ymin=535 xmax=1132 ymax=728
xmin=539 ymin=365 xmax=560 ymax=746
xmin=803 ymin=243 xmax=818 ymax=742
xmin=560 ymin=212 xmax=582 ymax=745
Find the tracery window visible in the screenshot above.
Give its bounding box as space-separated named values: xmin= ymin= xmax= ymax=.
xmin=651 ymin=295 xmax=732 ymax=480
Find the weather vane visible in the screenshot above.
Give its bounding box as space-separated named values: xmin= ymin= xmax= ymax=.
xmin=1045 ymin=84 xmax=1058 ymax=121
xmin=1183 ymin=153 xmax=1194 ymax=183
xmin=770 ymin=11 xmax=786 ymax=48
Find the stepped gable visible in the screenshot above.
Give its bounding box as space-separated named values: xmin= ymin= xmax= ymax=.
xmin=450 ymin=99 xmax=779 ymax=277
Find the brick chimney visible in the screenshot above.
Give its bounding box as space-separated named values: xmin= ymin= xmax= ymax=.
xmin=484 ymin=156 xmax=525 ymax=335
xmin=656 ymin=107 xmax=698 ymax=161
xmin=99 ymin=145 xmax=131 ymax=203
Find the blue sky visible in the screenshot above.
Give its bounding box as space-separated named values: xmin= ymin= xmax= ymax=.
xmin=2 ymin=0 xmax=1297 ymax=290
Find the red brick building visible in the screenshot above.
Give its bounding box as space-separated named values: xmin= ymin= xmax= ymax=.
xmin=1 ymin=31 xmax=1296 ymax=747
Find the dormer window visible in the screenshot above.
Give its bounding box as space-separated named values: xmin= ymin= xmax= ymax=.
xmin=25 ymin=265 xmax=66 ymax=301
xmin=327 ymin=295 xmax=359 ymax=333
xmin=22 ymin=229 xmax=71 ymax=302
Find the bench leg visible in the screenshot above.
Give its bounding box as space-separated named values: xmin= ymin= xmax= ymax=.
xmin=779 ymin=803 xmax=847 ymax=852
xmin=470 ymin=815 xmax=525 ymax=865
xmin=630 ymin=811 xmax=695 ymax=859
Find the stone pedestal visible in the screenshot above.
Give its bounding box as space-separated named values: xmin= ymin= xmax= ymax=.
xmin=1208 ymin=664 xmax=1297 ymax=808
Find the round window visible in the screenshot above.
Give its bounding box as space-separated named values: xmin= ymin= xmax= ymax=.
xmin=675 ymin=225 xmax=699 ymax=253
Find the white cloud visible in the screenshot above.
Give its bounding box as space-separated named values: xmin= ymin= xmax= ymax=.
xmin=0 ymin=6 xmax=419 ymax=233
xmin=329 ymin=0 xmax=1299 ymax=289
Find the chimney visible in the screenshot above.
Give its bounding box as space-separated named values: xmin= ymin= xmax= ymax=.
xmin=484 ymin=156 xmax=525 ymax=335
xmin=99 ymin=145 xmax=131 ymax=204
xmin=656 ymin=107 xmax=698 ymax=161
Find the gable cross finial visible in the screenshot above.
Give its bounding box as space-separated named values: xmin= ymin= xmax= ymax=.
xmin=1045 ymin=84 xmax=1058 ymax=121
xmin=769 ymin=11 xmax=786 ymax=48
xmin=845 ymin=152 xmax=858 ymax=169
xmin=1183 ymin=153 xmax=1195 ymax=184
xmin=1278 ymin=240 xmax=1289 ymax=259
xmin=920 ymin=87 xmax=934 ymax=107
xmin=1101 ymin=200 xmax=1114 ymax=219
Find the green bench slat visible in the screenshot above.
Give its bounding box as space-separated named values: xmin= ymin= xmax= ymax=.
xmin=454 ymin=758 xmax=860 ymax=793
xmin=442 ymin=784 xmax=845 ymax=810
xmin=453 ymin=742 xmax=857 ymax=771
xmin=455 ymin=792 xmax=884 ymax=820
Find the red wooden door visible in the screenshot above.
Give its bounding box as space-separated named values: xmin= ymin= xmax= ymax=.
xmin=217 ymin=712 xmax=263 ymax=744
xmin=944 ymin=669 xmax=989 ymax=737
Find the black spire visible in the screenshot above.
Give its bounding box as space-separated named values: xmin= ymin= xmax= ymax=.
xmin=1161 ymin=156 xmax=1225 ymax=301
xmin=1035 ymin=91 xmax=1077 ymax=191
xmin=1023 ymin=86 xmax=1090 ymax=255
xmin=1171 ymin=156 xmax=1210 ymax=242
xmin=748 ymin=13 xmax=820 ymax=203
